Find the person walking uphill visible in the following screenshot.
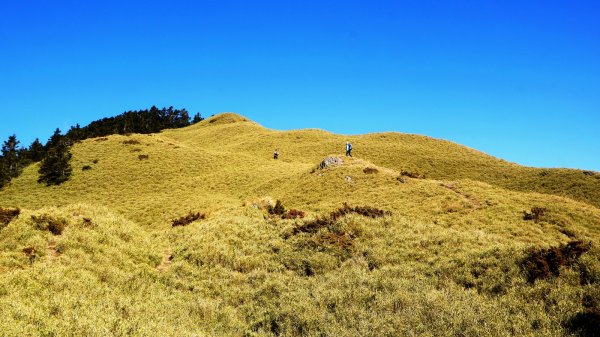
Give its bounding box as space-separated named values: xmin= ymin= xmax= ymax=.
xmin=345 ymin=142 xmax=353 ymax=157
xmin=273 ymin=149 xmax=279 ymax=160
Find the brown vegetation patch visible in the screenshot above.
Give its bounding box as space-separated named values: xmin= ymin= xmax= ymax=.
xmin=292 ymin=203 xmax=389 ymax=235
xmin=0 ymin=207 xmax=20 ymax=228
xmin=82 ymin=165 xmax=92 ymax=171
xmin=268 ymin=200 xmax=286 ymax=216
xmin=565 ymin=305 xmax=600 ymax=337
xmin=22 ymin=246 xmax=37 ymax=263
xmin=400 ymin=170 xmax=426 ymax=179
xmin=172 ymin=211 xmax=206 ymax=227
xmin=363 ymin=167 xmax=379 ymax=174
xmin=523 ymin=207 xmax=548 ymax=221
xmin=138 ymin=154 xmax=149 ymax=160
xmin=31 ymin=214 xmax=67 ymax=235
xmin=282 ymin=209 xmax=305 ymax=219
xmin=267 ymin=200 xmax=306 ymax=219
xmin=521 ymin=240 xmax=592 ymax=284
xmin=330 ymin=203 xmax=390 ymax=220
xmin=123 ymin=139 xmax=141 ymax=145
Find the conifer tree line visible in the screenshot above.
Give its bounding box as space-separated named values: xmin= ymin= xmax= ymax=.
xmin=0 ymin=106 xmax=203 ymax=188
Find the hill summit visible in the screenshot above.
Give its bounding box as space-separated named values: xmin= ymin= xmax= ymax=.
xmin=0 ymin=112 xmax=599 ymax=336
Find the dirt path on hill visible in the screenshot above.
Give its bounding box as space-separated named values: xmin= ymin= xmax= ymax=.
xmin=440 ymin=183 xmax=483 ymax=209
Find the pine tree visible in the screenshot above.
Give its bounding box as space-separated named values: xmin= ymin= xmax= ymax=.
xmin=27 ymin=138 xmax=45 ymax=162
xmin=1 ymin=134 xmax=22 ymax=178
xmin=0 ymin=156 xmax=9 ymax=188
xmin=45 ymin=128 xmax=64 ymax=150
xmin=192 ymin=113 xmax=203 ymax=124
xmin=38 ymin=130 xmax=72 ymax=186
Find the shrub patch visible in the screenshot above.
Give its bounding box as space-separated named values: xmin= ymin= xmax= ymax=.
xmin=0 ymin=207 xmax=20 ymax=229
xmin=400 ymin=170 xmax=425 ymax=179
xmin=523 ymin=207 xmax=548 ymax=221
xmin=520 ymin=240 xmax=592 ymax=283
xmin=31 ymin=214 xmax=67 ymax=235
xmin=172 ymin=211 xmax=206 ymax=227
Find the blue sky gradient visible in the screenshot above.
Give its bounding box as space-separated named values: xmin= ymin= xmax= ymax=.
xmin=1 ymin=0 xmax=599 ymax=170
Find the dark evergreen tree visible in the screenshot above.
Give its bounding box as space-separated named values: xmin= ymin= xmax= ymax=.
xmin=45 ymin=128 xmax=64 ymax=150
xmin=66 ymin=124 xmax=85 ymax=142
xmin=1 ymin=134 xmax=23 ymax=178
xmin=0 ymin=156 xmax=9 ymax=188
xmin=38 ymin=130 xmax=72 ymax=186
xmin=26 ymin=138 xmax=45 ymax=162
xmin=192 ymin=113 xmax=204 ymax=124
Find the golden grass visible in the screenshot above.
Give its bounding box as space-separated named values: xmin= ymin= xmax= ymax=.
xmin=0 ymin=112 xmax=599 ymax=336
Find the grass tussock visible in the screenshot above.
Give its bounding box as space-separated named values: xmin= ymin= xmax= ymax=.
xmin=122 ymin=139 xmax=141 ymax=145
xmin=138 ymin=154 xmax=149 ymax=160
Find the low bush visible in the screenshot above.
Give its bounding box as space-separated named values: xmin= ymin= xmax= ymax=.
xmin=523 ymin=206 xmax=548 ymax=221
xmin=172 ymin=211 xmax=206 ymax=227
xmin=282 ymin=209 xmax=305 ymax=219
xmin=330 ymin=203 xmax=390 ymax=220
xmin=92 ymin=159 xmax=99 ymax=164
xmin=520 ymin=240 xmax=592 ymax=283
xmin=82 ymin=165 xmax=92 ymax=171
xmin=138 ymin=154 xmax=149 ymax=160
xmin=0 ymin=207 xmax=20 ymax=229
xmin=564 ymin=289 xmax=600 ymax=336
xmin=363 ymin=167 xmax=379 ymax=174
xmin=123 ymin=139 xmax=141 ymax=145
xmin=400 ymin=170 xmax=425 ymax=179
xmin=292 ymin=203 xmax=389 ymax=235
xmin=267 ymin=200 xmax=286 ymax=216
xmin=31 ymin=214 xmax=67 ymax=235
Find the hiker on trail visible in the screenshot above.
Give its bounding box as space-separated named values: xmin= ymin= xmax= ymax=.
xmin=273 ymin=149 xmax=279 ymax=160
xmin=346 ymin=142 xmax=353 ymax=157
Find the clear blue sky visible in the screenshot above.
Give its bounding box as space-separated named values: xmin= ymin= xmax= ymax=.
xmin=1 ymin=0 xmax=599 ymax=171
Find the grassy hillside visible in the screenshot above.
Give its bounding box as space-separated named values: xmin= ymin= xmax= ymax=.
xmin=1 ymin=113 xmax=599 ymax=336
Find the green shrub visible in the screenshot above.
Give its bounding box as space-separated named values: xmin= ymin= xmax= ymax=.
xmin=523 ymin=207 xmax=548 ymax=221
xmin=31 ymin=214 xmax=67 ymax=235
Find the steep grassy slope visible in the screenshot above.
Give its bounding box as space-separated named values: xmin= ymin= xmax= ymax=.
xmin=0 ymin=113 xmax=599 ymax=336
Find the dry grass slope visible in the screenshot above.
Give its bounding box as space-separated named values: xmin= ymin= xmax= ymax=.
xmin=0 ymin=112 xmax=599 ymax=336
